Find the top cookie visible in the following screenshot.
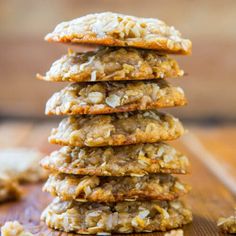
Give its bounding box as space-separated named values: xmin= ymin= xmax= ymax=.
xmin=45 ymin=12 xmax=192 ymax=54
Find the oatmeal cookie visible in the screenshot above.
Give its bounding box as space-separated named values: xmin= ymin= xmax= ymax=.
xmin=0 ymin=148 xmax=47 ymax=183
xmin=217 ymin=214 xmax=236 ymax=234
xmin=165 ymin=229 xmax=184 ymax=236
xmin=0 ymin=174 xmax=22 ymax=203
xmin=49 ymin=111 xmax=185 ymax=147
xmin=40 ymin=143 xmax=189 ymax=176
xmin=37 ymin=47 xmax=183 ymax=82
xmin=43 ymin=173 xmax=190 ymax=202
xmin=41 ymin=198 xmax=192 ymax=234
xmin=1 ymin=221 xmax=33 ymax=236
xmin=45 ymin=12 xmax=192 ymax=54
xmin=45 ymin=80 xmax=186 ymax=115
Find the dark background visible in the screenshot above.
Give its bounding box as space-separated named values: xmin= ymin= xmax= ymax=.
xmin=1 ymin=0 xmax=236 ymax=123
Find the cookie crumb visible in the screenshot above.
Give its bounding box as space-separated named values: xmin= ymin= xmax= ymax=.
xmin=165 ymin=229 xmax=184 ymax=236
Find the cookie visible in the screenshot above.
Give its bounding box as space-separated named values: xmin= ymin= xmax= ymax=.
xmin=43 ymin=173 xmax=190 ymax=202
xmin=45 ymin=80 xmax=186 ymax=115
xmin=1 ymin=221 xmax=33 ymax=236
xmin=0 ymin=174 xmax=22 ymax=203
xmin=48 ymin=111 xmax=185 ymax=147
xmin=0 ymin=148 xmax=47 ymax=183
xmin=40 ymin=143 xmax=189 ymax=176
xmin=45 ymin=12 xmax=192 ymax=54
xmin=37 ymin=47 xmax=183 ymax=82
xmin=218 ymin=215 xmax=236 ymax=234
xmin=41 ymin=198 xmax=192 ymax=234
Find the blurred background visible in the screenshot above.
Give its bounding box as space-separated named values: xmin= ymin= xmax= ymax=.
xmin=0 ymin=0 xmax=236 ymax=123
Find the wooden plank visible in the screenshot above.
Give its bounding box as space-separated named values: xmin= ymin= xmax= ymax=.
xmin=0 ymin=124 xmax=235 ymax=235
xmin=0 ymin=121 xmax=58 ymax=153
xmin=175 ymin=139 xmax=236 ymax=235
xmin=182 ymin=134 xmax=236 ymax=196
xmin=20 ymin=121 xmax=58 ymax=154
xmin=191 ymin=126 xmax=236 ymax=182
xmin=0 ymin=121 xmax=34 ymax=148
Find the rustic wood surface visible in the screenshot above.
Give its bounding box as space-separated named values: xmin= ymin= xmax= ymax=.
xmin=0 ymin=121 xmax=235 ymax=235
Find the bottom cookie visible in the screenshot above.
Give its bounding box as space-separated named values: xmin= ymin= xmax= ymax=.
xmin=41 ymin=198 xmax=192 ymax=234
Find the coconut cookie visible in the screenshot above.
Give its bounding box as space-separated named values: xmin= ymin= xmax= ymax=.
xmin=217 ymin=214 xmax=236 ymax=234
xmin=45 ymin=80 xmax=186 ymax=115
xmin=41 ymin=198 xmax=192 ymax=234
xmin=37 ymin=47 xmax=183 ymax=82
xmin=49 ymin=111 xmax=184 ymax=147
xmin=0 ymin=148 xmax=47 ymax=183
xmin=43 ymin=173 xmax=190 ymax=202
xmin=0 ymin=174 xmax=22 ymax=203
xmin=1 ymin=221 xmax=33 ymax=236
xmin=41 ymin=143 xmax=189 ymax=176
xmin=45 ymin=12 xmax=192 ymax=54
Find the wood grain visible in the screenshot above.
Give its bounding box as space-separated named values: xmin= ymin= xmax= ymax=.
xmin=191 ymin=126 xmax=236 ymax=183
xmin=0 ymin=122 xmax=235 ymax=235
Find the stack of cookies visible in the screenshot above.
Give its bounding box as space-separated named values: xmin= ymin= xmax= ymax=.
xmin=38 ymin=12 xmax=193 ymax=234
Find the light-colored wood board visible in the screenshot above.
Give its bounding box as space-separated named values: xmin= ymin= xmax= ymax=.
xmin=0 ymin=121 xmax=34 ymax=148
xmin=192 ymin=126 xmax=236 ymax=178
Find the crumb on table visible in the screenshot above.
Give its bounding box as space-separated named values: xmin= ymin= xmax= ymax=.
xmin=164 ymin=229 xmax=184 ymax=236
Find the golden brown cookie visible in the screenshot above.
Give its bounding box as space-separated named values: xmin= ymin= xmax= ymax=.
xmin=40 ymin=143 xmax=189 ymax=176
xmin=45 ymin=12 xmax=192 ymax=54
xmin=41 ymin=198 xmax=192 ymax=234
xmin=0 ymin=148 xmax=47 ymax=183
xmin=45 ymin=80 xmax=187 ymax=115
xmin=1 ymin=221 xmax=33 ymax=236
xmin=49 ymin=111 xmax=185 ymax=147
xmin=43 ymin=173 xmax=190 ymax=202
xmin=37 ymin=47 xmax=183 ymax=82
xmin=217 ymin=214 xmax=236 ymax=234
xmin=0 ymin=174 xmax=22 ymax=203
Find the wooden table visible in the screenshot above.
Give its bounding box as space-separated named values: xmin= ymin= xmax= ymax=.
xmin=0 ymin=121 xmax=235 ymax=235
